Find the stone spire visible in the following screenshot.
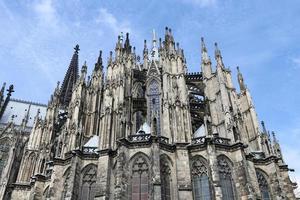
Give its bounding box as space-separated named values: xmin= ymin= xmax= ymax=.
xmin=0 ymin=82 xmax=6 ymax=107
xmin=60 ymin=44 xmax=79 ymax=108
xmin=201 ymin=38 xmax=211 ymax=64
xmin=150 ymin=29 xmax=159 ymax=61
xmin=143 ymin=40 xmax=148 ymax=62
xmin=123 ymin=33 xmax=132 ymax=54
xmin=21 ymin=104 xmax=31 ymax=129
xmin=237 ymin=66 xmax=246 ymax=91
xmin=214 ymin=42 xmax=224 ymax=67
xmin=201 ymin=37 xmax=212 ymax=78
xmin=95 ymin=50 xmax=103 ymax=71
xmin=0 ymin=84 xmax=14 ymax=120
xmin=261 ymin=121 xmax=267 ymax=134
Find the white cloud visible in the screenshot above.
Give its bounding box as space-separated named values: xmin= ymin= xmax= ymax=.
xmin=181 ymin=0 xmax=217 ymax=7
xmin=32 ymin=0 xmax=57 ymax=25
xmin=96 ymin=8 xmax=132 ymax=35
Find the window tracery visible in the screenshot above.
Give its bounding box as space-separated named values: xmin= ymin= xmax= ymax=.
xmin=80 ymin=165 xmax=97 ymax=200
xmin=131 ymin=156 xmax=149 ymax=200
xmin=160 ymin=160 xmax=171 ymax=200
xmin=62 ymin=168 xmax=71 ymax=199
xmin=256 ymin=170 xmax=271 ymax=200
xmin=148 ymin=80 xmax=160 ymax=135
xmin=218 ymin=156 xmax=235 ymax=200
xmin=191 ymin=158 xmax=211 ymax=200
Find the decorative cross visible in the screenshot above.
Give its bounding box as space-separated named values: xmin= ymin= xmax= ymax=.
xmin=74 ymin=44 xmax=80 ymax=53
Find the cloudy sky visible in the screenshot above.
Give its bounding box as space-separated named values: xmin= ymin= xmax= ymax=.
xmin=0 ymin=0 xmax=299 ymax=195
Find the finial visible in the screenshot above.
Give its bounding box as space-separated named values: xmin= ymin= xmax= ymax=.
xmin=261 ymin=121 xmax=267 ymax=134
xmin=82 ymin=61 xmax=87 ymax=72
xmin=97 ymin=50 xmax=103 ymax=66
xmin=144 ymin=39 xmax=147 ymax=47
xmin=214 ymin=42 xmax=223 ymax=64
xmin=74 ymin=44 xmax=80 ymax=54
xmin=237 ymin=66 xmax=246 ymax=91
xmin=272 ymin=131 xmax=277 ymax=142
xmin=7 ymin=85 xmax=14 ymax=96
xmin=159 ymin=38 xmax=162 ymax=49
xmin=201 ymin=37 xmax=207 ymax=52
xmin=120 ymin=32 xmax=123 ymax=43
xmin=152 ymin=29 xmax=157 ymax=42
xmin=108 ymin=51 xmax=113 ymax=65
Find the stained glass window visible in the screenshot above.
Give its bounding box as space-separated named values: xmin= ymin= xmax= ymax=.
xmin=191 ymin=159 xmax=211 ymax=200
xmin=218 ymin=157 xmax=235 ymax=200
xmin=148 ymin=80 xmax=160 ymax=135
xmin=81 ymin=165 xmax=97 ymax=200
xmin=131 ymin=156 xmax=149 ymax=200
xmin=256 ymin=170 xmax=271 ymax=200
xmin=62 ymin=168 xmax=71 ymax=199
xmin=160 ymin=161 xmax=171 ymax=200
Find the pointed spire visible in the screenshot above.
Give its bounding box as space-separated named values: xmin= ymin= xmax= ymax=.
xmin=272 ymin=131 xmax=278 ymax=143
xmin=143 ymin=40 xmax=148 ymax=58
xmin=261 ymin=121 xmax=267 ymax=134
xmin=60 ymin=44 xmax=79 ymax=108
xmin=95 ymin=50 xmax=103 ymax=71
xmin=21 ymin=104 xmax=31 ymax=129
xmin=0 ymin=84 xmax=14 ymax=120
xmin=0 ymin=82 xmax=6 ymax=107
xmin=124 ymin=32 xmax=132 ymax=54
xmin=201 ymin=37 xmax=210 ymax=63
xmin=108 ymin=51 xmax=113 ymax=66
xmin=237 ymin=66 xmax=246 ymax=91
xmin=152 ymin=29 xmax=157 ymax=46
xmin=150 ymin=30 xmax=159 ymax=61
xmin=214 ymin=42 xmax=224 ymax=66
xmin=80 ymin=61 xmax=87 ymax=83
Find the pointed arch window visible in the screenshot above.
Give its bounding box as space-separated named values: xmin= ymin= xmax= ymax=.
xmin=62 ymin=168 xmax=71 ymax=199
xmin=131 ymin=156 xmax=149 ymax=200
xmin=160 ymin=160 xmax=171 ymax=200
xmin=256 ymin=170 xmax=271 ymax=200
xmin=218 ymin=157 xmax=235 ymax=200
xmin=148 ymin=80 xmax=160 ymax=135
xmin=22 ymin=153 xmax=36 ymax=181
xmin=80 ymin=165 xmax=97 ymax=200
xmin=191 ymin=158 xmax=211 ymax=200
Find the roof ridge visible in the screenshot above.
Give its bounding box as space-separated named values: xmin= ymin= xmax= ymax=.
xmin=10 ymin=98 xmax=47 ymax=107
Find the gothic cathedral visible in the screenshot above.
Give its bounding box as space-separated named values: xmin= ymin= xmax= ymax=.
xmin=0 ymin=28 xmax=297 ymax=200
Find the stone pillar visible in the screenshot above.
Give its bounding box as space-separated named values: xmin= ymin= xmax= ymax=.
xmin=175 ymin=145 xmax=193 ymax=200
xmin=207 ymin=143 xmax=222 ymax=200
xmin=95 ymin=152 xmax=110 ymax=200
xmin=151 ymin=140 xmax=161 ymax=200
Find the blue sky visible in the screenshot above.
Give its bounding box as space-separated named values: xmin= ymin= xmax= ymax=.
xmin=0 ymin=0 xmax=299 ymax=194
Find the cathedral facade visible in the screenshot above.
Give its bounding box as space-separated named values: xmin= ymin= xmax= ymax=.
xmin=0 ymin=27 xmax=297 ymax=200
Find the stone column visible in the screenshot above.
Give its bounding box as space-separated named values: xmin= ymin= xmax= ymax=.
xmin=207 ymin=143 xmax=222 ymax=200
xmin=175 ymin=145 xmax=193 ymax=200
xmin=94 ymin=152 xmax=110 ymax=200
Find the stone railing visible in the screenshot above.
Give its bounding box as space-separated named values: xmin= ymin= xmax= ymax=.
xmin=158 ymin=136 xmax=169 ymax=144
xmin=213 ymin=137 xmax=230 ymax=145
xmin=82 ymin=146 xmax=97 ymax=154
xmin=192 ymin=136 xmax=206 ymax=144
xmin=128 ymin=134 xmax=151 ymax=142
xmin=191 ymin=136 xmax=231 ymax=145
